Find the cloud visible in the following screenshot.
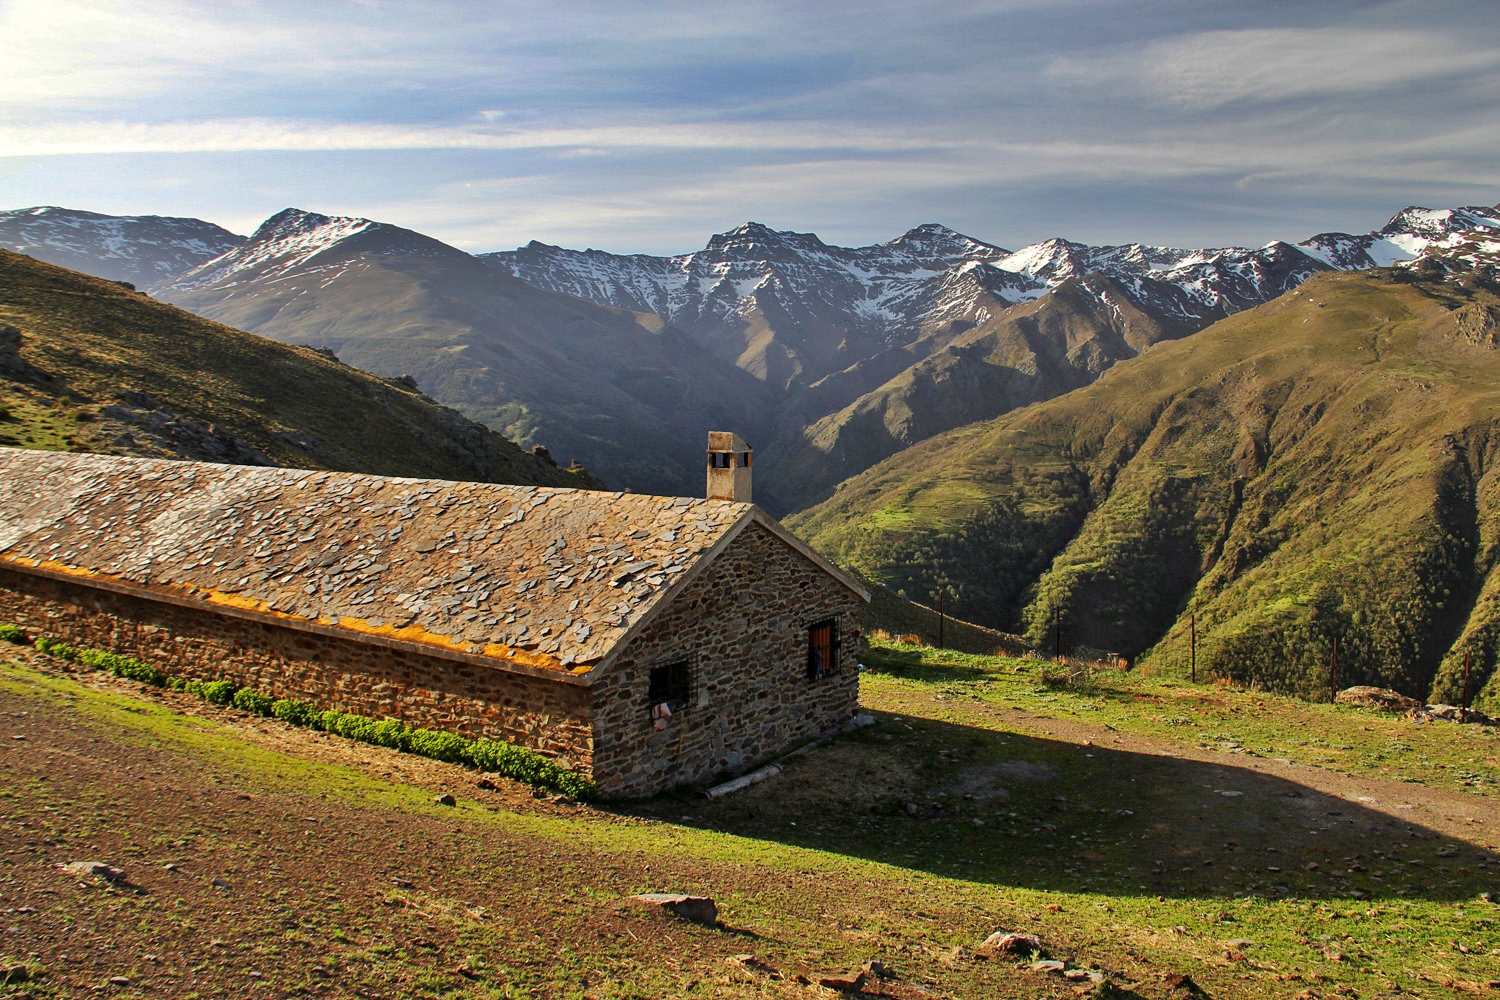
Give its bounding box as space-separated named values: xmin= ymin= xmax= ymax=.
xmin=0 ymin=117 xmax=956 ymax=157
xmin=1048 ymin=27 xmax=1500 ymax=108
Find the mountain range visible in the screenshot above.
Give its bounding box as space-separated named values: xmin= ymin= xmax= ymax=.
xmin=0 ymin=206 xmax=243 ymax=287
xmin=5 ymin=201 xmax=1498 ymax=511
xmin=789 ymin=265 xmax=1500 ymax=707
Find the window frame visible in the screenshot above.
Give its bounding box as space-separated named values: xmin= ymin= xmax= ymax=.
xmin=806 ymin=618 xmax=838 ymax=681
xmin=646 ymin=657 xmax=695 ymax=721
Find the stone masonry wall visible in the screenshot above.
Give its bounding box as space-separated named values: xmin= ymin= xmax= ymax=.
xmin=0 ymin=567 xmax=595 ymax=774
xmin=590 ymin=522 xmax=861 ymax=797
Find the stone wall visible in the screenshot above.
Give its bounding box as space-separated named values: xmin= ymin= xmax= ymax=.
xmin=589 ymin=521 xmax=861 ymax=797
xmin=0 ymin=567 xmax=595 ymax=773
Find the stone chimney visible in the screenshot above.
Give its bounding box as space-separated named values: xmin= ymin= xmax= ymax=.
xmin=706 ymin=431 xmax=752 ymax=502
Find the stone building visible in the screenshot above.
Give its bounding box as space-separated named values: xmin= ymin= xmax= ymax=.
xmin=0 ymin=446 xmax=867 ymax=797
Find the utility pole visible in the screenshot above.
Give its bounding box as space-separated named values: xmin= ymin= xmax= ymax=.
xmin=1330 ymin=635 xmax=1339 ymax=703
xmin=938 ymin=591 xmax=945 ymax=649
xmin=1053 ymin=606 xmax=1062 ymax=660
xmin=1190 ymin=611 xmax=1197 ymax=684
xmin=1464 ymin=649 xmax=1472 ymax=711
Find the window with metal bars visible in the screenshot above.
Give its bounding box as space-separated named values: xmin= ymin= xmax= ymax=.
xmin=807 ymin=619 xmax=837 ymax=681
xmin=647 ymin=659 xmax=693 ymax=724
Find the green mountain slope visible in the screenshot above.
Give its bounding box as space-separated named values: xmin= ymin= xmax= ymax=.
xmin=0 ymin=249 xmax=598 ymax=489
xmin=760 ymin=274 xmax=1193 ymax=511
xmin=790 ymin=268 xmax=1500 ymax=706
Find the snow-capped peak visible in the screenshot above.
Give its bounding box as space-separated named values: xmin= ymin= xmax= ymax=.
xmin=159 ymin=207 xmax=464 ymax=293
xmin=0 ymin=205 xmax=244 ymax=286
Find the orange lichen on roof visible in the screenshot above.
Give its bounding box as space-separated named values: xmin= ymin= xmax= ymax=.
xmin=2 ymin=551 xmax=575 ymax=671
xmin=0 ymin=448 xmax=752 ymax=671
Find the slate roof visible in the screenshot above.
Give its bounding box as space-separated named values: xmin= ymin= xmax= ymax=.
xmin=0 ymin=448 xmax=864 ymax=677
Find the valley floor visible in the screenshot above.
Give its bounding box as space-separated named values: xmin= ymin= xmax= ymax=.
xmin=1 ymin=639 xmax=1498 ymax=998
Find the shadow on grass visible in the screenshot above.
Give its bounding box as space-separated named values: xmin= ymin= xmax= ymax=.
xmin=626 ymin=709 xmax=1496 ymax=906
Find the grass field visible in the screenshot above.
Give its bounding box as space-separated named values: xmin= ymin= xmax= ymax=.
xmin=2 ymin=637 xmax=1499 ymax=998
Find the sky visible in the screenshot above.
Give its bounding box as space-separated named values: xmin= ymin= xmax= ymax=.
xmin=0 ymin=0 xmax=1497 ymax=255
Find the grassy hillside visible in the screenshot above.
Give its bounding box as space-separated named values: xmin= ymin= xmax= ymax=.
xmin=0 ymin=249 xmax=598 ymax=488
xmin=791 ymin=268 xmax=1500 ymax=706
xmin=5 ymin=637 xmax=1500 ymax=998
xmin=762 ymin=274 xmax=1193 ymax=512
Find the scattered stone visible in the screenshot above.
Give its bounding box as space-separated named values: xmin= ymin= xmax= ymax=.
xmin=475 ymin=778 xmax=497 ymax=790
xmin=861 ymin=959 xmax=893 ymax=979
xmin=1482 ymin=891 xmax=1496 ymax=904
xmin=816 ymin=970 xmax=867 ymax=992
xmin=2 ymin=965 xmax=29 ymax=984
xmin=727 ymin=954 xmax=780 ymax=975
xmin=1336 ymin=686 xmax=1422 ymax=712
xmin=977 ymin=931 xmax=1043 ymax=957
xmin=61 ymin=861 xmax=125 ymax=882
xmin=1224 ymin=938 xmax=1254 ymax=950
xmin=1163 ymin=971 xmax=1201 ymax=992
xmin=630 ymin=892 xmax=718 ymax=925
xmin=945 ymin=945 xmax=972 ymax=963
xmin=108 ymin=976 xmax=130 ymax=986
xmin=1409 ymin=704 xmax=1498 ymax=726
xmin=211 ymin=877 xmax=231 ymax=890
xmin=434 ymin=793 xmax=457 ymax=806
xmin=1031 ymin=960 xmax=1066 ymax=973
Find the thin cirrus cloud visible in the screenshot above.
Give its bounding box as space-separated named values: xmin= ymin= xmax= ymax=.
xmin=1048 ymin=27 xmax=1500 ymax=109
xmin=0 ymin=118 xmax=958 ymax=157
xmin=0 ymin=1 xmax=1496 ymax=252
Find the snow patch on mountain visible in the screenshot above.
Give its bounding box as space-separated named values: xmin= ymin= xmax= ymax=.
xmin=0 ymin=206 xmax=244 ymax=286
xmin=159 ymin=208 xmax=467 ymax=294
xmin=484 ymin=203 xmax=1500 ymax=348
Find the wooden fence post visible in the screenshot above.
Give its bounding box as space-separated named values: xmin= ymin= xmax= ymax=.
xmin=1190 ymin=611 xmax=1197 ymax=684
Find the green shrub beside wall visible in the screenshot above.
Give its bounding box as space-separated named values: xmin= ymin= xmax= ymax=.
xmin=5 ymin=622 xmax=594 ymax=799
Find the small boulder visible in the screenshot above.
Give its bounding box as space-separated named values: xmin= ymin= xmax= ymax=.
xmin=861 ymin=959 xmax=893 ymax=980
xmin=816 ymin=970 xmax=867 ymax=992
xmin=630 ymin=892 xmax=717 ymax=925
xmin=977 ymin=930 xmax=1044 ymax=957
xmin=61 ymin=861 xmax=125 ymax=882
xmin=1336 ymin=686 xmax=1421 ymax=712
xmin=1031 ymin=960 xmax=1066 ymax=974
xmin=434 ymin=793 xmax=457 ymax=806
xmin=2 ymin=965 xmax=29 ymax=984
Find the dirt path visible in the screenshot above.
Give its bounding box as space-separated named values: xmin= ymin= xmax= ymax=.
xmin=990 ymin=703 xmax=1500 ymax=848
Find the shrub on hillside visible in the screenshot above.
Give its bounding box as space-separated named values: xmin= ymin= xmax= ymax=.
xmin=271 ymin=698 xmax=323 ymax=728
xmin=0 ymin=623 xmax=26 ymax=644
xmin=232 ymin=688 xmax=275 ymax=716
xmin=406 ymin=727 xmax=469 ymax=763
xmin=76 ymin=648 xmax=165 ymax=686
xmin=200 ymin=679 xmax=238 ymax=706
xmin=464 ymin=738 xmax=593 ymax=799
xmin=33 ymin=637 xmax=78 ymax=661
